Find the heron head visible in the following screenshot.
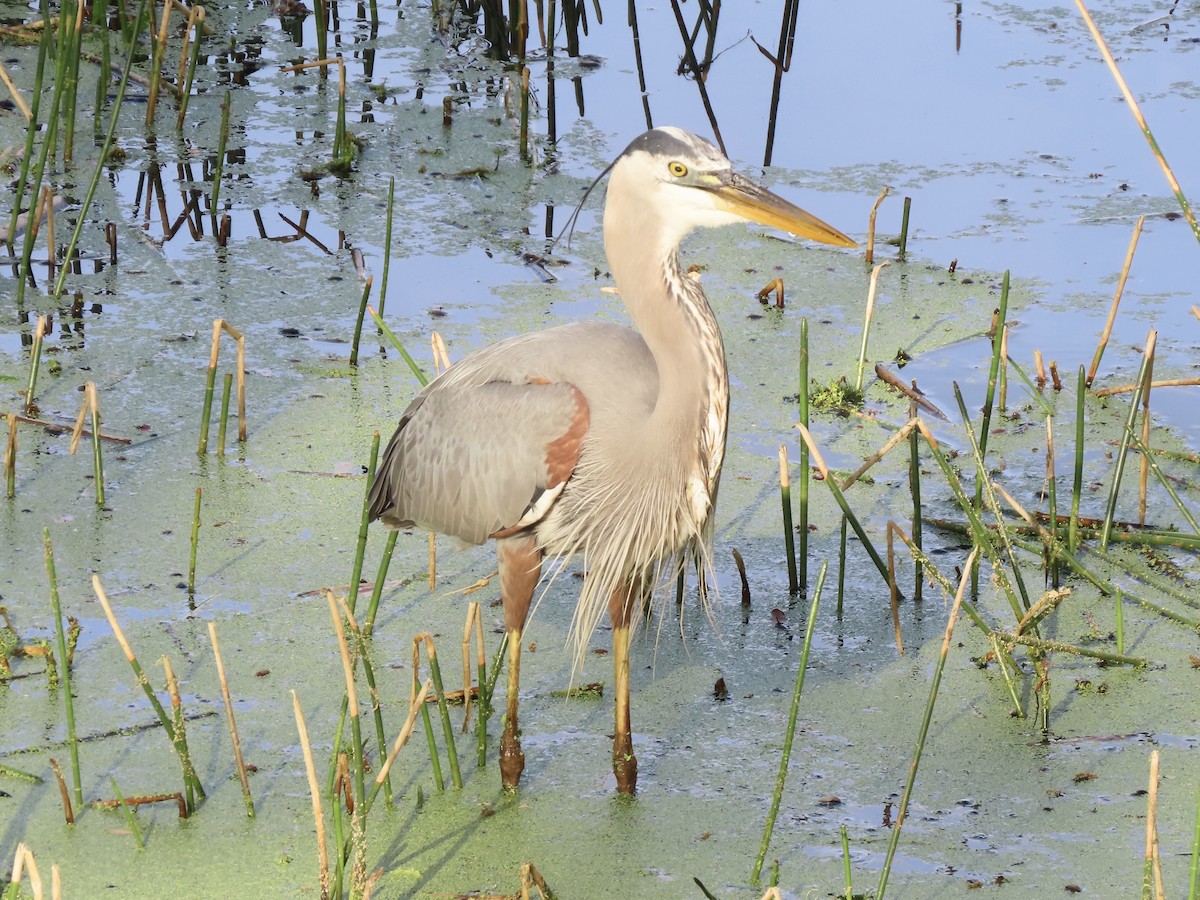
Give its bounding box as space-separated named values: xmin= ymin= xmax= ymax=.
xmin=609 ymin=126 xmax=857 ymax=249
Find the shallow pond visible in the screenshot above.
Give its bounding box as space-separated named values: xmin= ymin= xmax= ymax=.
xmin=1 ymin=1 xmax=1199 ymax=897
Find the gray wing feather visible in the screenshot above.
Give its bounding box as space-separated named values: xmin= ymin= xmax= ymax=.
xmin=368 ymin=321 xmax=657 ymax=544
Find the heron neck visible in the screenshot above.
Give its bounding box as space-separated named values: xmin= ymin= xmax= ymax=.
xmin=605 ymin=215 xmax=727 ymax=433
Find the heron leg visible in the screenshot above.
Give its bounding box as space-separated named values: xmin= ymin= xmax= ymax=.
xmin=497 ymin=535 xmax=541 ymax=791
xmin=609 ymin=583 xmax=638 ymax=795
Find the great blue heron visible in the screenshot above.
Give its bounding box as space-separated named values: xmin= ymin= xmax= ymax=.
xmin=368 ymin=127 xmax=855 ymax=794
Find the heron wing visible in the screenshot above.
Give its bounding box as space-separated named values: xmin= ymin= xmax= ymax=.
xmin=368 ymin=376 xmax=590 ymax=544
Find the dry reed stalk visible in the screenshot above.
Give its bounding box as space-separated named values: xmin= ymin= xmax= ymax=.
xmin=1138 ymin=340 xmax=1156 ymax=525
xmin=841 ymin=417 xmax=919 ymax=491
xmin=373 ymin=678 xmax=432 ymax=788
xmin=886 ymin=522 xmax=903 ymax=655
xmin=208 ymin=622 xmax=254 ymax=816
xmin=1086 ymin=215 xmax=1144 ymax=386
xmin=4 ymin=412 xmax=16 ymax=498
xmin=1074 ymin=1 xmax=1200 ymax=245
xmin=865 ymin=186 xmax=889 ymax=265
xmin=1093 ymin=377 xmax=1200 ymax=397
xmin=998 ymin=325 xmax=1009 ymax=411
xmin=855 ymin=262 xmax=890 ymax=393
xmin=0 ymin=61 xmax=32 ymax=120
xmin=1034 ymin=349 xmax=1047 ymax=387
xmin=1143 ymin=749 xmax=1163 ymax=900
xmin=431 ymin=331 xmax=451 ymax=373
xmin=461 ymin=602 xmax=480 ymax=729
xmin=48 ymin=758 xmax=73 ymax=824
xmin=291 ymin=690 xmax=329 ymax=900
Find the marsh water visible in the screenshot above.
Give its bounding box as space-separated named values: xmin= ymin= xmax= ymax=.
xmin=2 ymin=1 xmax=1199 ymax=896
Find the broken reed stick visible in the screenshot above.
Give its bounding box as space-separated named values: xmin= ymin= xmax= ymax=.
xmin=778 ymin=445 xmax=798 ymax=594
xmin=49 ymin=758 xmax=74 ymax=824
xmin=92 ymin=574 xmax=206 ymax=804
xmin=24 ymin=315 xmax=47 ymax=415
xmin=198 ymin=319 xmax=247 ymax=453
xmin=876 ymin=545 xmax=976 ymax=900
xmin=44 ymin=528 xmax=82 ymax=809
xmin=68 ymin=381 xmax=105 ymax=505
xmin=5 ymin=411 xmax=17 ymax=498
xmin=1074 ymin=0 xmax=1200 ymax=245
xmin=1034 ymin=349 xmax=1047 ymax=387
xmin=854 ymin=262 xmax=889 ymax=393
xmin=796 ymin=424 xmax=892 ymax=588
xmin=326 ymin=590 xmax=366 ymax=811
xmin=874 ymin=364 xmax=948 ymax=420
xmin=91 ymin=792 xmax=186 ymax=817
xmin=865 ymin=186 xmax=889 ymax=265
xmin=291 ymin=690 xmax=330 ymax=900
xmin=333 ymin=592 xmax=394 ymax=808
xmin=208 ymin=622 xmax=254 ymax=817
xmin=162 ymin=655 xmax=199 ymax=813
xmin=751 ymin=561 xmax=826 ymax=887
xmin=1086 ymin=214 xmax=1144 ymax=387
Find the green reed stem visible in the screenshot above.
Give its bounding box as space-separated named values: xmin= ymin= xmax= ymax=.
xmin=1046 ymin=418 xmax=1058 ymax=588
xmin=751 ymin=560 xmax=826 ymax=887
xmin=347 ymin=432 xmax=380 ymax=615
xmin=188 ymin=487 xmax=201 ymax=596
xmin=92 ymin=576 xmax=206 ymax=804
xmin=797 ymin=319 xmax=810 ymax=593
xmin=378 ymin=177 xmax=395 ymax=319
xmin=1115 ymin=587 xmax=1125 ymax=655
xmin=1187 ymin=773 xmax=1200 ymax=900
xmin=897 ymin=196 xmax=911 ymax=260
xmin=779 ymin=445 xmax=798 ymax=594
xmin=44 ymin=528 xmax=82 ymax=808
xmin=1100 ymin=331 xmax=1155 ymax=552
xmin=479 ymin=633 xmax=508 ymax=769
xmin=425 ymin=644 xmax=463 ymax=789
xmin=420 ymin=701 xmax=445 ymax=792
xmin=23 ymin=316 xmax=46 ymax=415
xmin=210 ymin=91 xmax=231 ymax=213
xmin=1007 ymin=356 xmax=1055 ymax=418
xmin=974 ymin=271 xmax=1010 ymax=512
xmin=340 ymin=602 xmax=393 ymax=809
xmin=1127 ymin=429 xmax=1200 ymax=535
xmin=368 ymin=307 xmax=429 ymax=387
xmin=88 ymin=387 xmax=105 ymax=507
xmin=110 ymin=777 xmax=144 ymax=849
xmin=1070 ymin=366 xmax=1085 ymax=553
xmin=877 ymin=548 xmax=974 ymax=899
xmin=4 ymin=412 xmax=16 ymax=498
xmin=908 ymin=401 xmax=923 ymax=602
xmin=836 ymin=516 xmax=847 ymax=617
xmin=363 ymin=529 xmax=397 ymax=636
xmin=840 ymin=824 xmax=853 ymax=899
xmin=53 ymin=0 xmax=150 ymax=301
xmin=6 ymin=18 xmax=50 ymax=255
xmin=198 ymin=362 xmax=217 ymax=454
xmin=177 ymin=10 xmax=206 ymax=130
xmin=217 ymin=373 xmax=232 ymax=457
xmin=349 ymin=277 xmax=374 ymax=367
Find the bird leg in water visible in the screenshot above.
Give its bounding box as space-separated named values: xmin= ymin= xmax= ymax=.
xmin=609 ymin=582 xmax=638 ymax=795
xmin=497 ymin=535 xmax=541 ymax=790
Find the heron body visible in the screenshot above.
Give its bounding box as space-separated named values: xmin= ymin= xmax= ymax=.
xmin=368 ymin=127 xmax=854 ymax=794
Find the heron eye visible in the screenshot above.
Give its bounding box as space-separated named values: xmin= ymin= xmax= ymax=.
xmin=668 ymin=161 xmax=688 ymax=178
